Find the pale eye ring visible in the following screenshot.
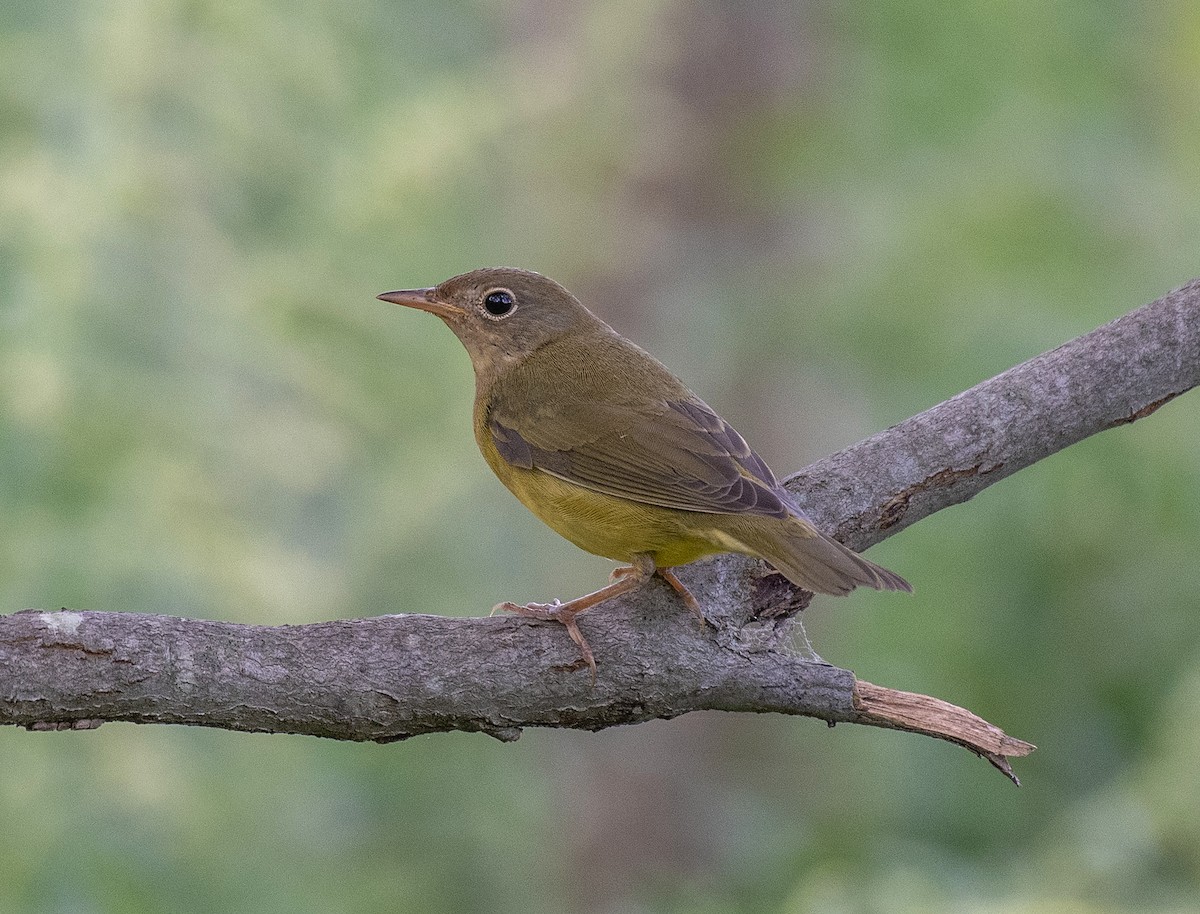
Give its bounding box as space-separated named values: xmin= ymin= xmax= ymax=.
xmin=482 ymin=288 xmax=517 ymax=319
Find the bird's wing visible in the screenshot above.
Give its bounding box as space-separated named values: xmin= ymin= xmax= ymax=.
xmin=488 ymin=388 xmax=797 ymax=520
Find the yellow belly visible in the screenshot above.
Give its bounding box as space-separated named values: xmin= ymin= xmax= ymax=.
xmin=482 ymin=444 xmax=735 ymax=567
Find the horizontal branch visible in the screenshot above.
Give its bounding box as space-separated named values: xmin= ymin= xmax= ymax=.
xmin=4 ymin=278 xmax=1197 ymax=783
xmin=0 ymin=605 xmax=1034 ymax=782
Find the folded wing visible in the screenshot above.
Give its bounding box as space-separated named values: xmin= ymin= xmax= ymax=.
xmin=489 ymin=387 xmax=797 ymax=520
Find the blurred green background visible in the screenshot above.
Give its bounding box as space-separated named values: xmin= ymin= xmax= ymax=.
xmin=2 ymin=2 xmax=1199 ymax=912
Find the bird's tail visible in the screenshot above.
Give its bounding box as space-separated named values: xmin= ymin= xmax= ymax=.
xmin=742 ymin=518 xmax=912 ymax=597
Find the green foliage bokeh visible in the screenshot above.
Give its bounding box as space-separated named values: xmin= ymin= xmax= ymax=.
xmin=2 ymin=3 xmax=1199 ymax=912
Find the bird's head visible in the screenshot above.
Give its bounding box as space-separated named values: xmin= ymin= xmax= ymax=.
xmin=378 ymin=267 xmax=603 ymax=381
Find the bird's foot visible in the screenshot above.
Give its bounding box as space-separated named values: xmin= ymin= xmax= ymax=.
xmin=492 ymin=599 xmax=597 ymax=683
xmin=491 ymin=598 xmax=562 ymax=619
xmin=492 ymin=557 xmax=667 ymax=683
xmin=656 ymin=569 xmax=708 ymax=628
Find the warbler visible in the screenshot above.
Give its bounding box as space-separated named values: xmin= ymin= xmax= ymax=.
xmin=378 ymin=268 xmax=910 ymax=677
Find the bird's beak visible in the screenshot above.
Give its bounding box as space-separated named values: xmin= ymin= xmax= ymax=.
xmin=376 ymin=288 xmax=465 ymax=320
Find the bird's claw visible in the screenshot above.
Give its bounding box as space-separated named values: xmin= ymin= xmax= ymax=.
xmin=490 ymin=599 xmax=596 ymax=684
xmin=491 ymin=599 xmax=563 ymax=620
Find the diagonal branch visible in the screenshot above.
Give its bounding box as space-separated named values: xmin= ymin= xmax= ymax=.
xmin=3 ymin=279 xmax=1198 ymax=784
xmin=792 ymin=277 xmax=1199 ymax=548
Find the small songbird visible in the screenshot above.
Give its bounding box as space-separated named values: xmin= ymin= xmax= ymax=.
xmin=379 ymin=268 xmax=910 ymax=677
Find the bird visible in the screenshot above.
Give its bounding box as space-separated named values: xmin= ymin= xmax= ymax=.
xmin=378 ymin=268 xmax=910 ymax=678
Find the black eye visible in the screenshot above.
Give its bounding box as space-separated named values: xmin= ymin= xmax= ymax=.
xmin=483 ymin=289 xmax=516 ymax=317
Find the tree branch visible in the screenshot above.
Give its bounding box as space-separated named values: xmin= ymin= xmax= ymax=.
xmin=4 ymin=279 xmax=1197 ymax=784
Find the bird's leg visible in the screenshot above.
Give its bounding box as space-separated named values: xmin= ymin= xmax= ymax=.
xmin=495 ymin=556 xmax=710 ymax=680
xmin=655 ymin=568 xmax=706 ymax=626
xmin=493 ymin=554 xmax=656 ymax=682
xmin=615 ymin=562 xmax=705 ymax=626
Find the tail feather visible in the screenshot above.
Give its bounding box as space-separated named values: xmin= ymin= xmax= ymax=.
xmin=745 ymin=520 xmax=912 ymax=597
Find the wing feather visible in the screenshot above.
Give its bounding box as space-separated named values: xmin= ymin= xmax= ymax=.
xmin=489 ymin=391 xmax=795 ymax=519
xmin=485 ymin=329 xmax=800 ymax=519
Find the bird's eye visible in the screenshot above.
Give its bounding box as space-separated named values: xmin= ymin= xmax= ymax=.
xmin=482 ymin=288 xmax=516 ymax=318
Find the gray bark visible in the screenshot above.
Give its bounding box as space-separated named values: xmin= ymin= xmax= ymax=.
xmin=3 ymin=278 xmax=1198 ymax=784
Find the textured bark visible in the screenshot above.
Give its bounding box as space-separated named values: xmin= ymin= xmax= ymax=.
xmin=3 ymin=278 xmax=1198 ymax=784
